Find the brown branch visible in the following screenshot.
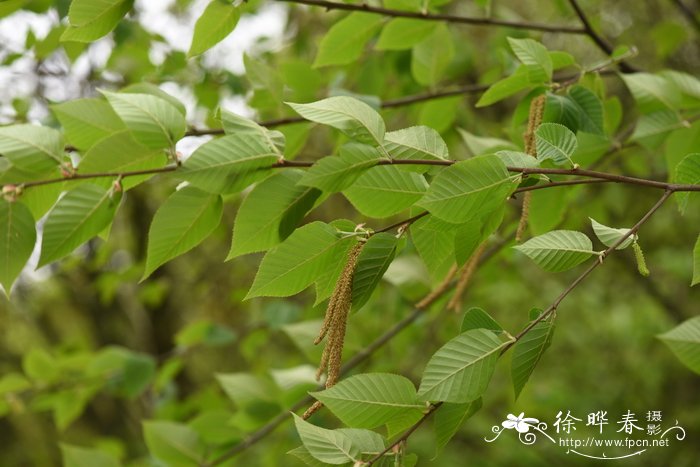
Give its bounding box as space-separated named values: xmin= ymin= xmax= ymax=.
xmin=277 ymin=0 xmax=587 ymax=34
xmin=567 ymin=0 xmax=638 ymax=73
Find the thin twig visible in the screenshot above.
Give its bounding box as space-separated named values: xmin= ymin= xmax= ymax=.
xmin=278 ymin=0 xmax=587 ymax=34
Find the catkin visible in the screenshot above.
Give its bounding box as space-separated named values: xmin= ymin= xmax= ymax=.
xmin=516 ymin=94 xmax=546 ymax=243
xmin=303 ymin=241 xmax=364 ymax=420
xmin=632 ymin=241 xmax=650 ymax=277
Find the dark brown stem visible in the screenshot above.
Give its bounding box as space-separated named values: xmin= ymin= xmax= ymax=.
xmin=278 ymin=0 xmax=587 ymax=34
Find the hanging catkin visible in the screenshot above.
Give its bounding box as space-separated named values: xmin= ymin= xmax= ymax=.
xmin=516 ymin=94 xmax=546 ymax=243
xmin=303 ymin=241 xmax=364 ymax=420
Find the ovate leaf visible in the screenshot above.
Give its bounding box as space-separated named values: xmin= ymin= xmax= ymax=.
xmin=219 ymin=109 xmax=284 ymax=155
xmin=344 ymin=166 xmax=428 ymax=218
xmin=0 ymin=124 xmax=63 ymax=171
xmin=476 ymin=66 xmax=537 ymax=107
xmin=535 ymin=123 xmax=577 ymax=166
xmin=411 ymin=24 xmax=454 ymax=86
xmin=188 ymin=0 xmax=240 ymax=57
xmin=293 ymin=414 xmax=360 ymax=465
xmin=51 ymin=98 xmax=125 ymax=151
xmin=674 ymin=153 xmax=700 ymax=214
xmin=143 ymin=421 xmax=206 ymax=466
xmin=39 ymin=184 xmax=121 ymax=266
xmin=418 ymin=155 xmax=515 ymax=224
xmin=507 ymin=37 xmax=552 ymax=79
xmin=620 ymin=72 xmax=682 ymax=113
xmin=376 ymin=18 xmax=437 ymax=50
xmin=299 ymin=143 xmax=380 ymax=192
xmin=101 ymin=91 xmax=186 ymax=149
xmin=514 ymin=230 xmax=595 ymax=272
xmin=311 ymin=373 xmax=423 ymax=429
xmin=60 ymin=444 xmax=120 ymax=467
xmin=693 ymin=234 xmax=700 ymax=287
xmin=460 ymin=307 xmax=503 ymax=333
xmin=433 ymin=399 xmax=482 ymax=456
xmin=351 ymin=233 xmax=398 ymax=310
xmin=143 ymin=186 xmax=223 ymax=279
xmin=568 ymin=85 xmax=605 ymax=135
xmin=658 ymin=316 xmax=700 ymax=374
xmin=511 ymin=316 xmax=555 ymax=399
xmin=229 ymin=170 xmax=321 ymax=258
xmin=287 ymin=96 xmax=386 ymax=148
xmin=590 ymin=218 xmax=636 ymax=250
xmin=313 ymin=12 xmax=382 ymax=67
xmin=384 ymin=126 xmax=449 ymax=161
xmin=0 ymin=200 xmax=35 ymax=293
xmin=61 ymin=0 xmax=132 ymax=42
xmin=418 ymin=329 xmax=512 ymax=403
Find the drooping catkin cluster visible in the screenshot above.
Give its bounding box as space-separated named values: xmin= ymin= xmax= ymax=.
xmin=303 ymin=241 xmax=365 ymax=419
xmin=632 ymin=241 xmax=650 ymax=277
xmin=516 ymin=94 xmax=546 ymax=243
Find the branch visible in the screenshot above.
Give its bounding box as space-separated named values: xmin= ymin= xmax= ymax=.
xmin=567 ymin=0 xmax=638 ymax=73
xmin=277 ymin=0 xmax=587 ymax=34
xmin=368 ymin=190 xmax=673 ymax=461
xmin=671 ymin=0 xmax=700 ymax=32
xmin=204 ymin=239 xmax=508 ymax=466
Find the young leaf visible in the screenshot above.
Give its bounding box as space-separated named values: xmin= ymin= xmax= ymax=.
xmin=287 ymin=96 xmax=386 ymax=148
xmin=298 ymin=143 xmax=381 ymax=193
xmin=433 ymin=398 xmax=482 ymax=456
xmin=219 ymin=109 xmax=284 ymax=155
xmin=311 ymin=373 xmax=423 ymax=429
xmin=292 ymin=414 xmax=360 ymax=465
xmin=120 ymin=83 xmax=187 ymax=116
xmin=51 ymin=98 xmax=125 ymax=151
xmin=589 ymin=218 xmax=636 ymax=249
xmin=418 ymin=155 xmax=515 ymax=224
xmin=143 ymin=421 xmax=207 ymax=466
xmin=143 ymin=186 xmax=223 ymax=280
xmin=535 ymin=123 xmax=578 ymax=166
xmin=460 ymin=307 xmax=503 ymax=333
xmin=61 ymin=0 xmax=132 ymax=43
xmin=228 ymin=170 xmax=321 ymax=258
xmin=179 ymin=134 xmax=279 ymax=194
xmin=692 ymin=234 xmax=699 ymax=287
xmin=0 ymin=124 xmax=63 ymax=171
xmin=351 ymin=233 xmax=398 ymax=310
xmin=39 ymin=184 xmax=121 ymax=267
xmin=658 ymin=316 xmax=700 ymax=374
xmin=344 ymin=166 xmax=428 ymax=218
xmin=101 ymin=91 xmax=186 ymax=149
xmin=188 ymin=0 xmax=240 ymax=58
xmin=0 ymin=200 xmax=35 ymax=293
xmin=60 ymin=444 xmax=120 ymax=467
xmin=376 ymin=18 xmax=437 ymax=50
xmin=632 ymin=110 xmax=683 ymax=142
xmin=567 ymin=85 xmax=605 ymax=135
xmin=246 ymin=222 xmax=355 ymax=299
xmin=476 ymin=66 xmax=537 ymax=107
xmin=511 ymin=317 xmax=555 ymax=399
xmin=620 ymin=72 xmax=682 ymax=113
xmin=384 ymin=126 xmax=449 ymax=161
xmin=411 ymin=24 xmax=454 ymax=86
xmin=313 ymin=12 xmax=383 ymax=67
xmin=674 ymin=153 xmax=700 ymax=214
xmin=417 ymin=329 xmax=512 ymax=403
xmin=507 ymin=37 xmax=553 ymax=80
xmin=514 ymin=230 xmax=595 ymax=272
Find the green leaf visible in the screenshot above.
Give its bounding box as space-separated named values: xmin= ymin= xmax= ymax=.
xmin=620 ymin=72 xmax=682 ymax=113
xmin=188 ymin=0 xmax=240 ymax=57
xmin=39 ymin=184 xmax=121 ymax=266
xmin=143 ymin=421 xmax=206 ymax=466
xmin=61 ymin=0 xmax=132 ymax=42
xmin=179 ymin=134 xmax=279 ymax=194
xmin=219 ymin=109 xmax=284 ymax=155
xmin=78 ymin=130 xmax=167 ymax=190
xmin=228 ymin=170 xmax=321 ymax=258
xmin=376 ymin=18 xmax=437 ymax=50
xmin=101 ymin=91 xmax=186 ymax=149
xmin=23 ymin=348 xmax=59 ymax=383
xmin=0 ymin=200 xmax=36 ymax=293
xmin=0 ymin=124 xmax=63 ymax=171
xmin=507 ymin=37 xmax=552 ymax=79
xmin=495 ymin=150 xmax=539 ymax=168
xmin=693 ymin=234 xmax=700 ymax=287
xmin=590 ymin=218 xmax=636 ymax=250
xmin=418 ymin=329 xmax=512 ymax=403
xmin=458 ymin=129 xmax=517 ymax=156
xmin=89 ymin=346 xmax=155 ymax=398
xmin=120 ymin=83 xmax=187 ymax=116
xmin=411 ymin=24 xmax=454 ymax=86
xmin=476 ymin=67 xmax=537 ymax=107
xmin=384 ymin=126 xmax=449 ymax=161
xmin=411 ymin=216 xmax=455 ymax=281
xmin=418 ymin=155 xmax=515 ymax=224
xmin=632 ymin=110 xmax=683 ymax=142
xmin=352 ymin=233 xmax=398 ymax=310
xmin=176 ymin=320 xmax=236 ymax=348
xmin=674 ymin=153 xmax=700 ymax=214
xmin=246 ymin=222 xmax=356 ymax=298
xmin=336 ymin=428 xmax=385 ymax=455
xmin=60 ymin=444 xmax=120 ymax=467
xmin=299 ymin=143 xmax=381 ymax=193
xmin=433 ymin=399 xmax=482 ymax=456
xmin=568 ymin=85 xmax=605 ymax=135
xmin=216 ymin=373 xmax=279 ymax=406
xmin=658 ymin=316 xmax=700 ymax=374
xmin=288 ymin=446 xmax=330 ymax=467
xmin=288 ymin=96 xmax=386 ymax=148
xmin=143 ymin=186 xmax=222 ymax=280
xmin=51 ymin=98 xmax=126 ymax=151
xmin=514 ymin=230 xmax=595 ymax=272
xmin=313 ymin=12 xmax=382 ymax=67
xmin=535 ymin=123 xmax=577 ymax=166
xmin=460 ymin=307 xmax=503 ymax=333
xmin=311 ymin=373 xmax=423 ymax=429
xmin=511 ymin=316 xmax=554 ymax=399
xmin=293 ymin=414 xmax=360 ymax=465
xmin=344 ymin=166 xmax=428 ymax=218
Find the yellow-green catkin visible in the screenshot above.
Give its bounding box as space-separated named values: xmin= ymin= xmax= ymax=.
xmin=516 ymin=94 xmax=546 ymax=243
xmin=632 ymin=241 xmax=650 ymax=277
